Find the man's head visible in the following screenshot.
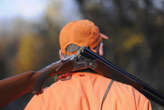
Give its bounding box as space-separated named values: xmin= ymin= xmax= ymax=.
xmin=59 ymin=20 xmax=108 ymax=59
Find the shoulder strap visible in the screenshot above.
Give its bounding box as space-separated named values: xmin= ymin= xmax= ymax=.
xmin=100 ymin=80 xmax=114 ymax=110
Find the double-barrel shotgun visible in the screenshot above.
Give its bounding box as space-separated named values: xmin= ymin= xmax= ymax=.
xmin=0 ymin=47 xmax=164 ymax=108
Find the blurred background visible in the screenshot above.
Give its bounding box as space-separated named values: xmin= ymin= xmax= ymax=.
xmin=0 ymin=0 xmax=164 ymax=109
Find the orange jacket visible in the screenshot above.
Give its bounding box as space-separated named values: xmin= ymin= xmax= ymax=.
xmin=25 ymin=72 xmax=152 ymax=110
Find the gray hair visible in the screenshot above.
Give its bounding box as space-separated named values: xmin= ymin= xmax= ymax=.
xmin=63 ymin=42 xmax=102 ymax=58
xmin=63 ymin=44 xmax=80 ymax=58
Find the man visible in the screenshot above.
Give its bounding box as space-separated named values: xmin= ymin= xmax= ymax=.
xmin=25 ymin=20 xmax=152 ymax=110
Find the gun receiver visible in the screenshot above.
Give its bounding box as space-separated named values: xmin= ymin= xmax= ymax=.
xmin=33 ymin=54 xmax=93 ymax=94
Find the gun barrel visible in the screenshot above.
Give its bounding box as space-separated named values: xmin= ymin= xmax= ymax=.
xmin=80 ymin=47 xmax=164 ymax=107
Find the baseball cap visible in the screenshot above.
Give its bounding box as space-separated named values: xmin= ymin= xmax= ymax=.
xmin=59 ymin=19 xmax=108 ymax=55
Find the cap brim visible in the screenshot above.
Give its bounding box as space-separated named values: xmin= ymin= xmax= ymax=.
xmin=100 ymin=33 xmax=110 ymax=39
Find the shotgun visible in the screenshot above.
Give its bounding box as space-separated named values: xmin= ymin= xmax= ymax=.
xmin=1 ymin=47 xmax=164 ymax=108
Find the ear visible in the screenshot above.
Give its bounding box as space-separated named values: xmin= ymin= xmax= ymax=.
xmin=98 ymin=42 xmax=103 ymax=56
xmin=59 ymin=49 xmax=64 ymax=59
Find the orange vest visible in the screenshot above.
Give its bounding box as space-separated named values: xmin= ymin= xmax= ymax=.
xmin=25 ymin=72 xmax=152 ymax=110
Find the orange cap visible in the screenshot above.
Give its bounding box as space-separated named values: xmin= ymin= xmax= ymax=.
xmin=59 ymin=20 xmax=108 ymax=55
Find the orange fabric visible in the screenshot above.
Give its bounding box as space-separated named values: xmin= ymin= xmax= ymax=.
xmin=25 ymin=72 xmax=152 ymax=110
xmin=59 ymin=20 xmax=108 ymax=55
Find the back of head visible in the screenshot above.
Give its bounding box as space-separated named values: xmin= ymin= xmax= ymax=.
xmin=59 ymin=19 xmax=104 ymax=56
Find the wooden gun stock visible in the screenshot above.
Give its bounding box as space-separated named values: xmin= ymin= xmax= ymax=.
xmin=0 ymin=55 xmax=76 ymax=108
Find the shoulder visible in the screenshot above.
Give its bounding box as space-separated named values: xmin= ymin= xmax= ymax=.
xmin=108 ymin=81 xmax=151 ymax=109
xmin=111 ymin=81 xmax=148 ymax=100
